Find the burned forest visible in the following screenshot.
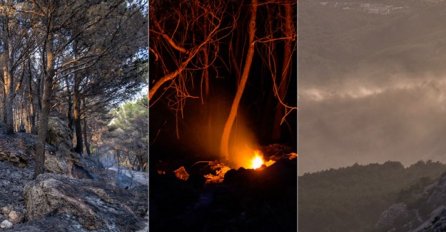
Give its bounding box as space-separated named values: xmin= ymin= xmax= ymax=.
xmin=149 ymin=0 xmax=298 ymax=231
xmin=0 ymin=1 xmax=148 ymax=231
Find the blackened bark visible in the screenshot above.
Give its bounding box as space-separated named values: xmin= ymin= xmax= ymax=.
xmin=34 ymin=33 xmax=55 ymax=178
xmin=82 ymin=108 xmax=90 ymax=155
xmin=73 ymin=75 xmax=83 ymax=154
xmin=65 ymin=76 xmax=73 ymax=135
xmin=28 ymin=59 xmax=37 ymax=134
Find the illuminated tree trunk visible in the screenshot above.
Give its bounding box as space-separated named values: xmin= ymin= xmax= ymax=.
xmin=220 ymin=0 xmax=257 ymax=161
xmin=272 ymin=1 xmax=294 ymax=141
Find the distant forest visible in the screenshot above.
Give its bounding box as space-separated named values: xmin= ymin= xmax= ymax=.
xmin=299 ymin=160 xmax=446 ymax=232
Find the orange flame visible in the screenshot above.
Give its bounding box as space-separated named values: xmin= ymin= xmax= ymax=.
xmin=248 ymin=150 xmax=276 ymax=169
xmin=251 ymin=151 xmax=264 ymax=169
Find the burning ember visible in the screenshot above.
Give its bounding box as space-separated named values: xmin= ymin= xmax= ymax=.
xmin=249 ymin=150 xmax=276 ymax=169
xmin=251 ymin=151 xmax=264 ymax=169
xmin=174 ymin=166 xmax=190 ymax=181
xmin=204 ymin=161 xmax=231 ymax=184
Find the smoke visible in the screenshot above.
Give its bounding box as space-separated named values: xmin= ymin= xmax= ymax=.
xmin=300 ymin=72 xmax=446 ymax=174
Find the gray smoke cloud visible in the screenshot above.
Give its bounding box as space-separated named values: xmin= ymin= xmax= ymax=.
xmin=299 ymin=0 xmax=446 ymax=174
xmin=300 ymin=75 xmax=446 ymax=173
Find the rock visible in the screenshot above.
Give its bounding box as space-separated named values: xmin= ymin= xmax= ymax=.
xmin=0 ymin=151 xmax=27 ymax=168
xmin=0 ymin=119 xmax=148 ymax=230
xmin=24 ymin=173 xmax=147 ymax=231
xmin=0 ymin=135 xmax=29 ymax=167
xmin=375 ymin=203 xmax=410 ymax=230
xmin=9 ymin=210 xmax=24 ymax=224
xmin=0 ymin=219 xmax=13 ymax=228
xmin=136 ymin=213 xmax=149 ymax=232
xmin=44 ymin=147 xmax=97 ymax=180
xmin=202 ymin=161 xmax=231 ymax=184
xmin=0 ymin=161 xmax=32 ymax=224
xmin=42 ymin=124 xmax=106 ymax=180
xmin=174 ymin=166 xmax=189 ymax=181
xmin=151 ymin=157 xmax=297 ymax=232
xmin=108 ymin=167 xmax=148 ymax=188
xmin=95 ymin=145 xmax=118 ymax=168
xmin=71 ymin=163 xmax=94 ymax=179
xmin=1 ymin=205 xmax=11 ymax=216
xmin=44 ymin=149 xmax=71 ymax=174
xmin=378 ymin=173 xmax=446 ymax=231
xmin=47 ymin=117 xmax=72 ymax=152
xmin=10 ymin=214 xmax=88 ymax=232
xmin=419 ymin=208 xmax=446 ymax=232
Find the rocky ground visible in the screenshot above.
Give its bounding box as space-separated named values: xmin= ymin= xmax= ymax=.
xmin=0 ymin=118 xmax=148 ymax=232
xmin=375 ymin=172 xmax=446 ymax=232
xmin=150 ymin=144 xmax=297 ymax=232
xmin=0 ymin=160 xmax=32 ymax=228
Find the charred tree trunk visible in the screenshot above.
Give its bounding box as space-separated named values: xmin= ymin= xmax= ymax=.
xmin=28 ymin=59 xmax=37 ymax=134
xmin=72 ymin=36 xmax=83 ymax=154
xmin=34 ymin=34 xmax=55 ymax=178
xmin=31 ymin=80 xmax=40 ymax=134
xmin=36 ymin=69 xmax=43 ymax=115
xmin=65 ymin=76 xmax=73 ymax=135
xmin=83 ymin=119 xmax=90 ymax=155
xmin=73 ymin=74 xmax=83 ymax=154
xmin=82 ymin=99 xmax=90 ymax=155
xmin=220 ymin=0 xmax=257 ymax=161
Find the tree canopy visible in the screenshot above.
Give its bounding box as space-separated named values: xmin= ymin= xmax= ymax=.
xmin=0 ymin=0 xmax=148 ymax=177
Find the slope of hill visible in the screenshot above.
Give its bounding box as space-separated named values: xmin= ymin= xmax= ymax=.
xmin=299 ymin=161 xmax=446 ymax=232
xmin=377 ymin=171 xmax=446 ymax=231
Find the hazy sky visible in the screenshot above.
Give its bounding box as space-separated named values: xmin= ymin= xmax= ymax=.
xmin=299 ymin=0 xmax=446 ymax=173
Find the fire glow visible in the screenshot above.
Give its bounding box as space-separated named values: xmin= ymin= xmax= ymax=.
xmin=249 ymin=150 xmax=275 ymax=170
xmin=251 ymin=152 xmax=264 ymax=169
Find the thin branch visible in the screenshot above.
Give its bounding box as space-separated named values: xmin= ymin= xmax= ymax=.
xmin=148 ymin=14 xmax=222 ymax=102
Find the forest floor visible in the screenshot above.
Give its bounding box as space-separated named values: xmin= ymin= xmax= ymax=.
xmin=0 ymin=160 xmax=32 ymax=227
